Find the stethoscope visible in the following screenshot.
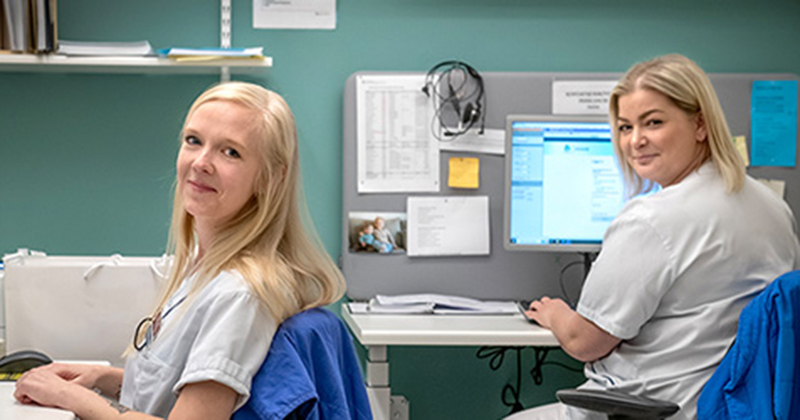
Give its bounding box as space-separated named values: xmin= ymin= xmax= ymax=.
xmin=132 ymin=295 xmax=187 ymax=352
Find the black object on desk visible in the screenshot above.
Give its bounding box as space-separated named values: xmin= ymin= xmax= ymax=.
xmin=0 ymin=350 xmax=53 ymax=381
xmin=517 ymin=301 xmax=540 ymax=325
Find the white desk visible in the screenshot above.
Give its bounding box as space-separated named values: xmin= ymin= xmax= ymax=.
xmin=341 ymin=306 xmax=559 ymax=420
xmin=0 ymin=382 xmax=75 ymax=420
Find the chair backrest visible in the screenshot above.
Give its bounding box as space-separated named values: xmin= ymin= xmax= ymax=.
xmin=233 ymin=307 xmax=372 ymax=420
xmin=698 ymin=270 xmax=800 ymax=419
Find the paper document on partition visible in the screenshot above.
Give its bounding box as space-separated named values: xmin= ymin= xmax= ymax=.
xmin=253 ymin=0 xmax=336 ymax=30
xmin=750 ymin=80 xmax=797 ymax=167
xmin=438 ymin=128 xmax=506 ymax=155
xmin=552 ymin=80 xmax=617 ymax=115
xmin=406 ymin=196 xmax=490 ymax=256
xmin=732 ymin=135 xmax=750 ymax=166
xmin=356 ymin=75 xmax=440 ymax=193
xmin=757 ymin=178 xmax=786 ymax=198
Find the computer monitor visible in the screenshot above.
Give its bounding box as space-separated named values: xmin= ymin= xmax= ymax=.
xmin=504 ymin=115 xmax=626 ymax=253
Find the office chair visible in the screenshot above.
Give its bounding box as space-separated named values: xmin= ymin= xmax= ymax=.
xmin=233 ymin=307 xmax=373 ymax=420
xmin=555 ymin=269 xmax=800 ymax=420
xmin=555 ymin=389 xmax=679 ymax=419
xmin=556 ymin=270 xmax=800 ymax=419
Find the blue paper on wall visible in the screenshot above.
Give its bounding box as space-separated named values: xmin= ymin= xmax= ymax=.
xmin=750 ymin=80 xmax=798 ymax=167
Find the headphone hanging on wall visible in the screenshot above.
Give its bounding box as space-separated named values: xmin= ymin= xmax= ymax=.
xmin=421 ymin=60 xmax=486 ymax=140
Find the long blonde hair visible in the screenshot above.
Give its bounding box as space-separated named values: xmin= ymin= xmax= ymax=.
xmin=608 ymin=54 xmax=745 ymax=196
xmin=157 ymin=82 xmax=344 ymax=324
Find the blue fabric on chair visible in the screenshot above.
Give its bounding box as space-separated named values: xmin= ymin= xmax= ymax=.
xmin=233 ymin=307 xmax=373 ymax=420
xmin=698 ymin=270 xmax=800 ymax=420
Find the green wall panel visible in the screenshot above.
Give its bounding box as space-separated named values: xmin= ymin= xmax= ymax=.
xmin=1 ymin=0 xmax=798 ymax=418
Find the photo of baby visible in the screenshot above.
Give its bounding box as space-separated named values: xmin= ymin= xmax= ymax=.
xmin=349 ymin=212 xmax=406 ymax=254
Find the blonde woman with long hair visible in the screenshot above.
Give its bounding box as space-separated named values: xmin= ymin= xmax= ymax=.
xmin=510 ymin=54 xmax=799 ymax=420
xmin=14 ymin=82 xmax=345 ymax=420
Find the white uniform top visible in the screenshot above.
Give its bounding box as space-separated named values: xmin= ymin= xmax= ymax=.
xmin=571 ymin=162 xmax=800 ymax=420
xmin=120 ymin=270 xmax=277 ymax=417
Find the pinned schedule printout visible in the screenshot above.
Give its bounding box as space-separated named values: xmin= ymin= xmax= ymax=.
xmin=356 ymin=75 xmax=440 ymax=193
xmin=406 ymin=196 xmax=490 ymax=257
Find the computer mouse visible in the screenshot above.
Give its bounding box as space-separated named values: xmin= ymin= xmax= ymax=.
xmin=518 ymin=301 xmax=540 ymax=325
xmin=0 ymin=350 xmax=53 ymax=374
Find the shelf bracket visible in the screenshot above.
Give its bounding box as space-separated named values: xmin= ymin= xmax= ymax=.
xmin=220 ymin=0 xmax=232 ymax=82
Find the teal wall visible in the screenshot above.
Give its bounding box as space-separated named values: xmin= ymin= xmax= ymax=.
xmin=2 ymin=0 xmax=799 ymax=418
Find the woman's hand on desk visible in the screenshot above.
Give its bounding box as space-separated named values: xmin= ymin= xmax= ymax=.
xmin=15 ymin=364 xmax=150 ymax=419
xmin=525 ymin=296 xmax=571 ymax=330
xmin=527 ymin=297 xmax=621 ymax=362
xmin=14 ymin=364 xmax=236 ymax=420
xmin=14 ymin=363 xmax=93 ymax=407
xmin=14 ymin=363 xmax=130 ymax=418
xmin=15 ymin=363 xmax=123 ymax=398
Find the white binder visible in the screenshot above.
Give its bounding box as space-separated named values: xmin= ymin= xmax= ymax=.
xmin=3 ymin=250 xmax=168 ymax=367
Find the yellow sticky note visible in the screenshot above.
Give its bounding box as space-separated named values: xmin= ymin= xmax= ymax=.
xmin=732 ymin=135 xmax=749 ymax=167
xmin=448 ymin=157 xmax=480 ymax=189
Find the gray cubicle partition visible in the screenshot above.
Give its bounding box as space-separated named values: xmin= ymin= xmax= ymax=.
xmin=341 ymin=71 xmax=800 ymax=302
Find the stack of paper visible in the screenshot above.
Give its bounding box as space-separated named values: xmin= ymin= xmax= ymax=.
xmin=57 ymin=40 xmax=154 ymax=56
xmin=365 ymin=293 xmax=520 ymax=315
xmin=160 ymin=47 xmax=265 ymax=62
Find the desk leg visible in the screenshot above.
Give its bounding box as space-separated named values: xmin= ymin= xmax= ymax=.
xmin=365 ymin=345 xmax=391 ymax=420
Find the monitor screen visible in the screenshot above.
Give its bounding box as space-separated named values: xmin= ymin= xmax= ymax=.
xmin=504 ymin=115 xmax=626 ymax=253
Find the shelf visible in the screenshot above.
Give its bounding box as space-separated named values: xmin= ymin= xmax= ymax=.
xmin=0 ymin=54 xmax=272 ymax=75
